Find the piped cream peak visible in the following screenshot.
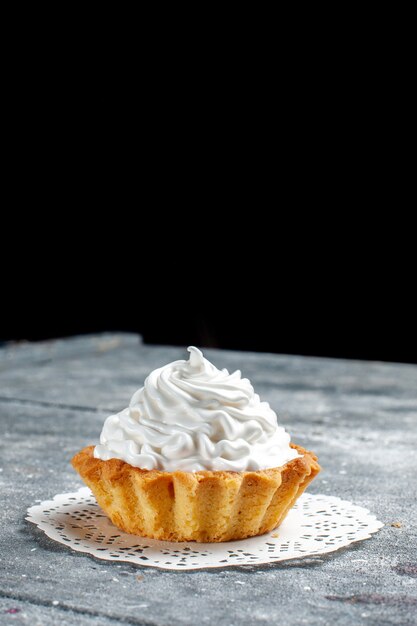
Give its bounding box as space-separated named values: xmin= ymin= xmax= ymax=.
xmin=94 ymin=347 xmax=300 ymax=472
xmin=187 ymin=346 xmax=205 ymax=369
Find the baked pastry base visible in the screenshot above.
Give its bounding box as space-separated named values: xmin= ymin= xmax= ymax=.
xmin=71 ymin=444 xmax=320 ymax=542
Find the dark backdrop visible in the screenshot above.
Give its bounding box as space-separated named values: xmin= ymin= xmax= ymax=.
xmin=3 ymin=227 xmax=416 ymax=364
xmin=4 ymin=318 xmax=416 ymax=364
xmin=3 ymin=60 xmax=415 ymax=364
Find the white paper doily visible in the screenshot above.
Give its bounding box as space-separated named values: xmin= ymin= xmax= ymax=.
xmin=26 ymin=488 xmax=383 ymax=570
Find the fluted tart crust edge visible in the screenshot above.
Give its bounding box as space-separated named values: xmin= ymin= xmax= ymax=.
xmin=71 ymin=444 xmax=320 ymax=542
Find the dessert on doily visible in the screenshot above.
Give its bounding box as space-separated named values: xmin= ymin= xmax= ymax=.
xmin=72 ymin=347 xmax=320 ymax=542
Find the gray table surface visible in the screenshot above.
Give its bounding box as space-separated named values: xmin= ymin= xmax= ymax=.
xmin=1 ymin=334 xmax=416 ymax=626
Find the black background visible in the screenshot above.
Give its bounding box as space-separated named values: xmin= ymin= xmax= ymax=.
xmin=3 ymin=216 xmax=416 ymax=364
xmin=2 ymin=25 xmax=415 ymax=365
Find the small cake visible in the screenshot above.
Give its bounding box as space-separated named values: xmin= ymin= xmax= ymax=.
xmin=72 ymin=347 xmax=320 ymax=542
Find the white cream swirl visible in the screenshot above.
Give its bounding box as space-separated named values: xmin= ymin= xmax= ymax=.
xmin=94 ymin=347 xmax=300 ymax=471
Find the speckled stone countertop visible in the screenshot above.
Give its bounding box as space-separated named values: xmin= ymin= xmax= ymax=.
xmin=1 ymin=334 xmax=416 ymax=626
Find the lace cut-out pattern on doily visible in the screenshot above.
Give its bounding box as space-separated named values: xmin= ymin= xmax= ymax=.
xmin=26 ymin=488 xmax=383 ymax=570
